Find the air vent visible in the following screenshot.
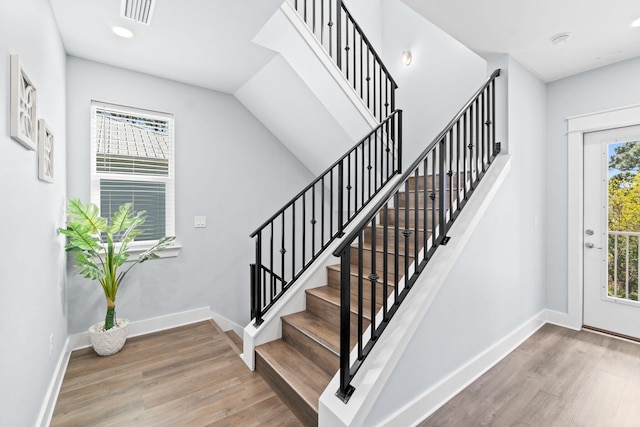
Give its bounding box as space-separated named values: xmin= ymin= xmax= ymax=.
xmin=121 ymin=0 xmax=155 ymax=25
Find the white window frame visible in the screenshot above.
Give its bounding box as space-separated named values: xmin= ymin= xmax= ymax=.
xmin=90 ymin=101 xmax=180 ymax=257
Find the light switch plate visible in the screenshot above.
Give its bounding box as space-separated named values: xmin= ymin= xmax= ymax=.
xmin=194 ymin=216 xmax=207 ymax=228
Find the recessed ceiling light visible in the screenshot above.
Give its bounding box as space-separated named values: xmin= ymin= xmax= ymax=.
xmin=550 ymin=32 xmax=573 ymax=47
xmin=112 ymin=26 xmax=134 ymax=38
xmin=632 ymin=17 xmax=640 ymax=27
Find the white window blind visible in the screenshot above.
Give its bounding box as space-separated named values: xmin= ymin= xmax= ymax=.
xmin=91 ymin=101 xmax=175 ymax=243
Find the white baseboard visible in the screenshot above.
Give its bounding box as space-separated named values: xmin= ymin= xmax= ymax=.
xmin=378 ymin=311 xmax=546 ymax=427
xmin=68 ymin=306 xmax=214 ymax=350
xmin=37 ymin=336 xmax=72 ymax=427
xmin=540 ymin=308 xmax=580 ymax=330
xmin=211 ymin=310 xmax=244 ymax=337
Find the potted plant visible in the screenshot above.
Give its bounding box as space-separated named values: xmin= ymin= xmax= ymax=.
xmin=59 ymin=199 xmax=175 ymax=356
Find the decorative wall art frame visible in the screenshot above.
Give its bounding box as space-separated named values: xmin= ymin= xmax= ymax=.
xmin=38 ymin=119 xmax=54 ymax=183
xmin=10 ymin=55 xmax=37 ymax=150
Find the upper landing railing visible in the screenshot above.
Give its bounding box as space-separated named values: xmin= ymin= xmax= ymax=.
xmin=290 ymin=0 xmax=397 ymax=122
xmin=250 ymin=111 xmax=402 ymax=326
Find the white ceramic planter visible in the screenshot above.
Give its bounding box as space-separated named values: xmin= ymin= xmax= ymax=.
xmin=88 ymin=318 xmax=129 ymax=356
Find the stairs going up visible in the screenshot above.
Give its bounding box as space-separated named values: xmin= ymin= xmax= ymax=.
xmin=255 ymin=182 xmax=429 ymax=426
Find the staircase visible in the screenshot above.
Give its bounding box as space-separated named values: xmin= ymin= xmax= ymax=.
xmin=255 ymin=180 xmax=428 ymax=425
xmin=246 ymin=1 xmax=502 ymax=425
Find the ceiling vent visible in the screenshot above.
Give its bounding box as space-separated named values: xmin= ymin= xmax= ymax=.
xmin=121 ymin=0 xmax=156 ymax=25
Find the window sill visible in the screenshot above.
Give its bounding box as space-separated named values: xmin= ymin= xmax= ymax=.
xmin=126 ymin=243 xmax=182 ymax=259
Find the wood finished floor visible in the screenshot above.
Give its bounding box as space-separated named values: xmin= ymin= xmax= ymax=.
xmin=51 ymin=320 xmax=301 ymax=426
xmin=420 ymin=324 xmax=640 ymax=427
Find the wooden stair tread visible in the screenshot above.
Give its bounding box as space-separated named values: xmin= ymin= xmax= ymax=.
xmin=255 ymin=339 xmax=331 ymax=413
xmin=307 ymin=286 xmax=383 ymax=321
xmin=326 ymin=263 xmax=397 ymax=286
xmin=282 ymin=311 xmax=355 ymax=355
xmin=357 ymin=241 xmax=417 ymax=258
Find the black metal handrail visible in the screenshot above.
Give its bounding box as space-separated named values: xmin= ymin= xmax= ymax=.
xmin=290 ymin=0 xmax=397 ymax=122
xmin=334 ymin=70 xmax=501 ymax=402
xmin=250 ymin=110 xmax=403 ymax=326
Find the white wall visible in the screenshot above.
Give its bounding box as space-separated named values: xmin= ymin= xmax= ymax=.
xmin=364 ymin=55 xmax=548 ymax=424
xmin=343 ymin=0 xmax=383 ymax=51
xmin=381 ymin=0 xmax=488 ymax=165
xmin=0 ymin=1 xmax=68 ymax=426
xmin=66 ymin=57 xmax=315 ymax=333
xmin=546 ymin=56 xmax=640 ymax=312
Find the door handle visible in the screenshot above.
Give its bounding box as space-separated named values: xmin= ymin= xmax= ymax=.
xmin=585 ymin=242 xmax=602 ymax=249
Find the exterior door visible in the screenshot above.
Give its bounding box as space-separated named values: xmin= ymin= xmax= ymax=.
xmin=583 ymin=125 xmax=640 ymax=339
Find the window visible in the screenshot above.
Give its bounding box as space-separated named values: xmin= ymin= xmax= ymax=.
xmin=91 ymin=101 xmax=175 ymax=246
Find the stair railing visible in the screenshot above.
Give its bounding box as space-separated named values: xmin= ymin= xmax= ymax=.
xmin=250 ymin=110 xmax=403 ymax=326
xmin=289 ymin=0 xmax=397 ymax=122
xmin=334 ymin=70 xmax=501 ymax=402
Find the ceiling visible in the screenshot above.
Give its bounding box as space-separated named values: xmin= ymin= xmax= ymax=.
xmin=401 ymin=0 xmax=640 ymax=82
xmin=49 ymin=0 xmax=284 ymax=93
xmin=49 ymin=0 xmax=640 ymax=94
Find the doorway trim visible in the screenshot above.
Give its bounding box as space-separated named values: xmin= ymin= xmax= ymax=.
xmin=567 ymin=103 xmax=640 ymax=330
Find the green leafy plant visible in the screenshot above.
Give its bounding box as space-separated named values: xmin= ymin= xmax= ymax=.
xmin=59 ymin=199 xmax=175 ymax=330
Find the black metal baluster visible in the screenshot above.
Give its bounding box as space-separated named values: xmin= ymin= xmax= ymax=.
xmin=404 ymin=180 xmax=410 ymax=281
xmin=475 ymin=98 xmax=480 ymax=183
xmin=320 ymin=0 xmax=324 ymax=45
xmin=456 ymin=120 xmax=461 ymax=209
xmin=302 ymin=192 xmax=306 ymax=266
xmin=337 ymin=245 xmax=354 ymax=402
xmin=292 ymin=201 xmax=296 ymax=279
xmin=414 ymin=168 xmax=419 ymax=264
xmin=345 ymin=19 xmax=350 ymax=79
xmin=366 ymin=50 xmax=371 ymax=109
xmin=328 ymin=0 xmax=334 ymax=60
xmin=321 ymin=175 xmax=326 ymax=248
xmin=354 ymin=142 xmax=362 ymax=212
xmin=378 ymin=65 xmax=382 ymax=121
xmin=386 ymin=120 xmax=391 ymax=180
xmin=352 ymin=24 xmax=357 ymax=90
xmin=254 ymin=233 xmax=262 ymax=326
xmin=270 ymin=222 xmax=274 ymax=301
xmin=338 ymin=161 xmax=344 ymax=236
xmin=469 ymin=102 xmax=475 ymax=190
xmin=312 ymin=0 xmax=316 ymax=34
xmin=347 ymin=153 xmax=352 ymax=221
xmin=423 ymin=158 xmax=428 ymax=259
xmin=382 ymin=203 xmax=389 ymax=318
xmin=439 ymin=138 xmax=447 ymax=240
xmin=480 ymin=91 xmax=485 ymax=172
xmin=312 ymin=182 xmax=316 ymax=256
xmin=358 ymin=229 xmax=363 ymax=359
xmin=369 ymin=216 xmax=377 ymax=341
xmin=431 ymin=151 xmax=436 ymax=247
xmin=360 ymin=36 xmax=363 ymax=100
xmin=281 ymin=212 xmax=286 ymax=289
xmin=330 ymin=169 xmax=334 ymax=236
xmin=491 ymin=79 xmax=497 ymax=157
xmin=393 ymin=192 xmax=399 ymax=303
xmin=448 ymin=129 xmax=453 ymax=216
xmin=374 ymin=126 xmax=379 ymax=192
xmin=367 ymin=135 xmax=372 ymax=199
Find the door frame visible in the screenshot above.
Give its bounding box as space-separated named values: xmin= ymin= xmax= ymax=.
xmin=566 ymin=104 xmax=640 ymax=330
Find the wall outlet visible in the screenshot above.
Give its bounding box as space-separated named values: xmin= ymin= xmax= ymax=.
xmin=194 ymin=216 xmax=207 ymax=228
xmin=49 ymin=334 xmax=54 ymax=356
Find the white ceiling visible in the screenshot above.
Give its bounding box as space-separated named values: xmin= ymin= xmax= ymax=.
xmin=401 ymin=0 xmax=640 ymax=82
xmin=49 ymin=0 xmax=640 ymax=93
xmin=49 ymin=0 xmax=284 ymax=93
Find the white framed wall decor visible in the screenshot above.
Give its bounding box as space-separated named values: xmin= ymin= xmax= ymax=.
xmin=10 ymin=55 xmax=37 ymax=150
xmin=38 ymin=119 xmax=54 ymax=183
